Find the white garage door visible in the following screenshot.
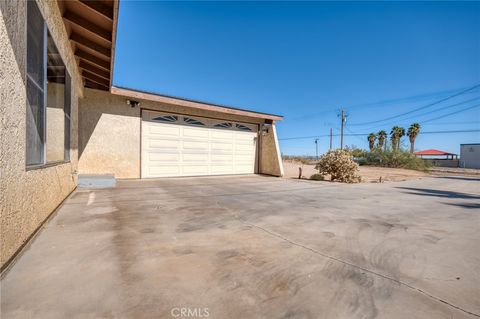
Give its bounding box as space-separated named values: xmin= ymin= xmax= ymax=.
xmin=141 ymin=110 xmax=258 ymax=178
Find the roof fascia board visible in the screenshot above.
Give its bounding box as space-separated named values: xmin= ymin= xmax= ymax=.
xmin=109 ymin=0 xmax=119 ymax=88
xmin=110 ymin=86 xmax=283 ymax=121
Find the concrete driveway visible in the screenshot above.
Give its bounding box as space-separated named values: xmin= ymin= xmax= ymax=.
xmin=1 ymin=175 xmax=479 ymax=319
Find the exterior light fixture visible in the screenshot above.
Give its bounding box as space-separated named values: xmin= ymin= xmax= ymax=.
xmin=126 ymin=99 xmax=140 ymax=108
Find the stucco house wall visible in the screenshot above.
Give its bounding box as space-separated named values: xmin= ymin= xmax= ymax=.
xmin=0 ymin=0 xmax=82 ymax=270
xmin=78 ymin=88 xmax=282 ymax=178
xmin=259 ymin=124 xmax=284 ymax=176
xmin=78 ymin=89 xmax=141 ymax=178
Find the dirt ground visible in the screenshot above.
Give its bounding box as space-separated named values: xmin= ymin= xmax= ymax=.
xmin=283 ymin=160 xmax=429 ymax=183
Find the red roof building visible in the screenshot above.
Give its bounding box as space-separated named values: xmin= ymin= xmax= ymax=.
xmin=414 ymin=149 xmax=458 ymax=159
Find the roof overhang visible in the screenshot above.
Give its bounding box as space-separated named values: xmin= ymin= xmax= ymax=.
xmin=414 ymin=149 xmax=457 ymax=156
xmin=56 ymin=2 xmax=282 ymax=122
xmin=111 ymin=86 xmax=283 ymax=122
xmin=58 ymin=0 xmax=118 ymax=91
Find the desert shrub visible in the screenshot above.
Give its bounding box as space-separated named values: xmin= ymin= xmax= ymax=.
xmin=363 ymin=149 xmax=430 ymax=171
xmin=309 ymin=174 xmax=324 ymax=181
xmin=355 ymin=157 xmax=368 ymax=166
xmin=315 ymin=149 xmax=361 ymax=183
xmin=345 ymin=145 xmax=367 ymax=159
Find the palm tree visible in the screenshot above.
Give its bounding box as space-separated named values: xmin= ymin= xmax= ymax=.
xmin=367 ymin=133 xmax=377 ymax=151
xmin=377 ymin=130 xmax=387 ymax=151
xmin=407 ymin=123 xmax=421 ymax=153
xmin=390 ymin=126 xmax=405 ymax=151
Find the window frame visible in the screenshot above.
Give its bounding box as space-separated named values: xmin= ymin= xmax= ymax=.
xmin=25 ymin=1 xmax=71 ymax=169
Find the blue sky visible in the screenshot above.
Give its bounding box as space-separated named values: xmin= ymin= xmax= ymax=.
xmin=113 ymin=1 xmax=480 ymax=155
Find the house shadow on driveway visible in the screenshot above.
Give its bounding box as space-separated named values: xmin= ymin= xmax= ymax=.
xmin=395 ymin=187 xmax=480 ymax=200
xmin=434 ymin=176 xmax=480 ymax=182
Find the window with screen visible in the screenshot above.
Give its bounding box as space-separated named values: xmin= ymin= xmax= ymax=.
xmin=26 ymin=1 xmax=45 ymax=165
xmin=26 ymin=1 xmax=71 ymax=167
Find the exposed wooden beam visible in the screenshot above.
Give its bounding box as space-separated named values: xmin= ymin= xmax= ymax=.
xmin=70 ymin=32 xmax=111 ymax=58
xmin=85 ymin=79 xmax=109 ymax=91
xmin=47 ymin=69 xmax=66 ymax=77
xmin=76 ymin=49 xmax=110 ymax=70
xmin=78 ymin=0 xmax=114 ymax=20
xmin=46 ymin=60 xmax=65 ymax=67
xmin=79 ymin=61 xmax=110 ymax=80
xmin=63 ymin=10 xmax=112 ymax=42
xmin=82 ymin=70 xmax=110 ymax=87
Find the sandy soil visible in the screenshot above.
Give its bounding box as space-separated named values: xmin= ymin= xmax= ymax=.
xmin=283 ymin=160 xmax=428 ymax=183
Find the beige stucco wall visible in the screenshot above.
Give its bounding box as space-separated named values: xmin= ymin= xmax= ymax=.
xmin=79 ymin=89 xmax=141 ymax=178
xmin=79 ymin=89 xmax=278 ymax=178
xmin=259 ymin=124 xmax=284 ymax=177
xmin=0 ymin=0 xmax=82 ymax=270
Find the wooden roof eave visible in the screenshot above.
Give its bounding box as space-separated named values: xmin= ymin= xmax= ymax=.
xmin=109 ymin=0 xmax=119 ymax=88
xmin=60 ymin=0 xmax=116 ymax=91
xmin=110 ymin=86 xmax=284 ymax=122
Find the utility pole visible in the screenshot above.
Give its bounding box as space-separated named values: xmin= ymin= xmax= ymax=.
xmin=340 ymin=109 xmax=347 ymax=150
xmin=315 ymin=138 xmax=319 ymax=160
xmin=329 ymin=128 xmax=333 ymax=150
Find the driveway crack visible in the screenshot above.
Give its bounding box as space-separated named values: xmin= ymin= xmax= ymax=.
xmin=237 ymin=218 xmax=480 ymax=318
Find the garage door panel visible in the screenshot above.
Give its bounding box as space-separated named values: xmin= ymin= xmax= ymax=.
xmin=210 ymin=165 xmax=234 ymax=173
xmin=183 ymin=165 xmax=210 ymax=174
xmin=235 ymin=134 xmax=255 ymax=141
xmin=234 ymin=154 xmax=254 ymax=161
xmin=182 ymin=153 xmax=209 ymax=162
xmin=236 ymin=143 xmax=255 ymax=151
xmin=211 ymin=142 xmax=234 ymax=150
xmin=147 ymin=139 xmax=180 ymax=149
xmin=148 ymin=166 xmax=181 ymax=175
xmin=183 ymin=141 xmax=209 ymax=151
xmin=211 ymin=153 xmax=233 ymax=161
xmin=183 ymin=127 xmax=209 ymax=138
xmin=142 ymin=111 xmax=257 ymax=178
xmin=148 ymin=153 xmax=180 ymax=162
xmin=211 ymin=130 xmax=234 ymax=139
xmin=148 ymin=125 xmax=180 ymax=136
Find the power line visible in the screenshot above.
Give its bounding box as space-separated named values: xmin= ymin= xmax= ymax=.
xmin=422 ymin=121 xmax=479 ymax=125
xmin=279 ymin=129 xmax=480 ymax=141
xmin=352 ymin=97 xmax=480 ymax=133
xmin=422 ymin=103 xmax=480 ymax=124
xmin=345 ymin=126 xmax=366 ymax=144
xmin=399 ymin=97 xmax=479 ymax=121
xmin=287 ymin=86 xmax=475 ymax=122
xmin=348 ymin=84 xmax=480 ymax=126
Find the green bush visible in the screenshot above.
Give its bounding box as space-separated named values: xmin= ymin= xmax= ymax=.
xmin=356 ymin=158 xmax=368 ymax=166
xmin=315 ymin=149 xmax=361 ymax=183
xmin=363 ymin=149 xmax=430 ymax=171
xmin=344 ymin=145 xmax=367 ymax=158
xmin=309 ymin=174 xmax=325 ymax=181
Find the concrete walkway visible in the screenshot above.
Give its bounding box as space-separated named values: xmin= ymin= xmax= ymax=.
xmin=1 ymin=175 xmax=479 ymax=318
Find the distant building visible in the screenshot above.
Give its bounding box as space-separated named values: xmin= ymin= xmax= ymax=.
xmin=460 ymin=144 xmax=480 ymax=169
xmin=414 ymin=149 xmax=459 ymax=167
